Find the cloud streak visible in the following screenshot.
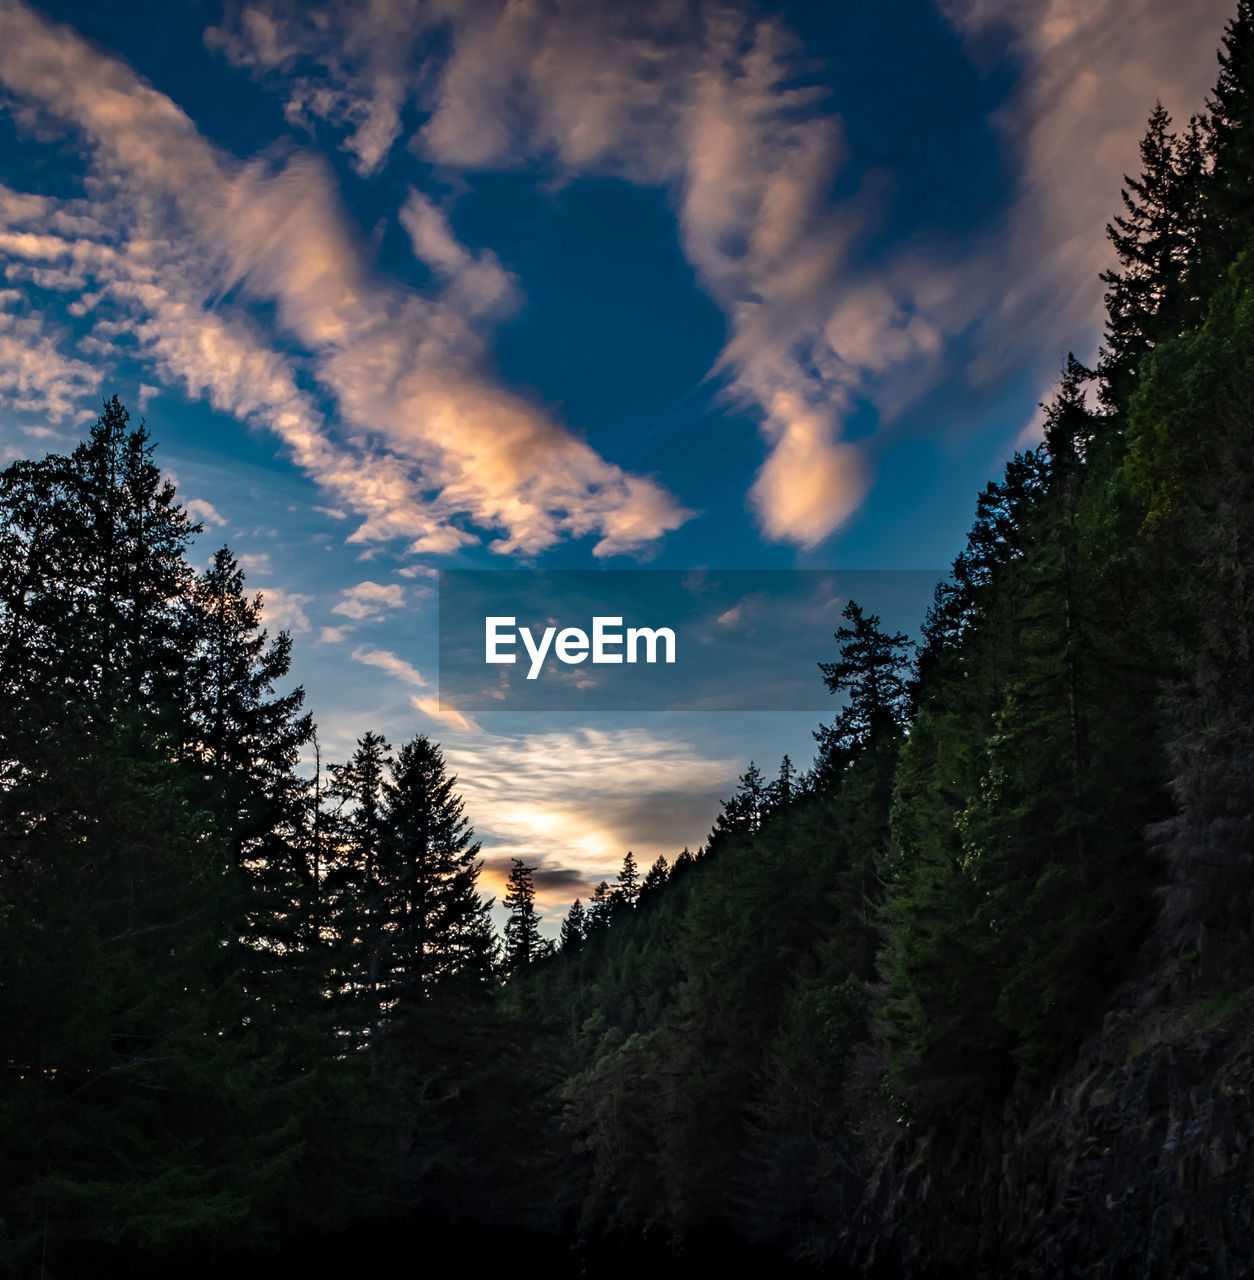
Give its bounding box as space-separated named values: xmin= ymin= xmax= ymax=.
xmin=205 ymin=0 xmax=1233 ymax=545
xmin=443 ymin=725 xmax=736 ymax=907
xmin=211 ymin=0 xmax=873 ymax=546
xmin=351 ymin=643 xmax=427 ymax=686
xmin=0 ymin=0 xmax=688 ymax=559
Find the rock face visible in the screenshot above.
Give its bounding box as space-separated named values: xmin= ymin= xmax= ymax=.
xmin=843 ymin=950 xmax=1254 ymax=1277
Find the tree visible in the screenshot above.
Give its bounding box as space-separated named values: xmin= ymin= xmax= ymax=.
xmin=326 ymin=731 xmax=391 ymax=1042
xmin=813 ymin=602 xmax=913 ymax=782
xmin=613 ymin=850 xmax=640 ymax=908
xmin=1119 ymin=250 xmax=1254 ymax=934
xmin=0 ymin=396 xmax=197 ymax=765
xmin=184 ymin=547 xmax=312 ymax=875
xmin=381 ymin=735 xmax=496 ymax=1008
xmin=639 ymin=857 xmax=669 ymax=903
xmin=1100 ymin=104 xmax=1209 ymax=407
xmin=1207 ymin=1 xmax=1254 ymax=272
xmin=0 ymin=402 xmax=316 ymax=1269
xmin=560 ymin=898 xmax=588 ymax=952
xmin=709 ymin=760 xmax=768 ymax=846
xmin=587 ymin=880 xmax=614 ymax=931
xmin=503 ymin=859 xmax=543 ymax=972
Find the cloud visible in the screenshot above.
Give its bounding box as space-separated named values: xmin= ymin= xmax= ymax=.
xmin=184 ymin=497 xmax=227 ymax=528
xmin=203 ymin=0 xmax=1233 ymax=545
xmin=201 ymin=1 xmax=888 ymax=545
xmin=410 ymin=694 xmax=478 ymax=733
xmin=922 ymin=0 xmax=1233 ymax=401
xmin=0 ymin=0 xmax=688 ymax=561
xmin=206 ymin=0 xmax=416 ymax=176
xmin=0 ymin=286 xmax=99 ymax=422
xmin=351 ymin=643 xmax=427 ymax=686
xmin=257 ymin=586 xmax=313 ymax=633
xmin=332 ymin=580 xmax=405 ymax=620
xmin=237 ymin=551 xmax=271 ymax=575
xmin=442 ymin=725 xmax=736 ymax=905
xmin=530 ymin=866 xmax=590 ymax=893
xmin=748 ymin=396 xmax=869 ymax=546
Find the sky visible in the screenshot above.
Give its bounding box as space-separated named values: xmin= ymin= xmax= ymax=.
xmin=0 ymin=0 xmax=1237 ymax=929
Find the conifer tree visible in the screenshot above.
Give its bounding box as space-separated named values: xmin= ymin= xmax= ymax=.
xmin=560 ymin=898 xmax=588 ymax=952
xmin=0 ymin=396 xmax=197 ymax=758
xmin=1207 ymin=0 xmax=1254 ymax=267
xmin=709 ymin=761 xmax=768 ymax=845
xmin=504 ymin=859 xmax=543 ymax=972
xmin=640 ymin=856 xmax=669 ymax=902
xmin=813 ymin=602 xmax=913 ymax=784
xmin=185 ymin=547 xmax=313 ymax=875
xmin=588 ymin=880 xmax=614 ymax=930
xmin=614 ymin=850 xmax=641 ymax=908
xmin=0 ymin=401 xmax=316 ymax=1268
xmin=326 ymin=731 xmax=391 ymax=1039
xmin=381 ymin=735 xmax=496 ymax=1008
xmin=1100 ymin=105 xmax=1209 ymax=406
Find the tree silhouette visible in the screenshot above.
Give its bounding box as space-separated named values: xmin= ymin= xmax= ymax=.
xmin=503 ymin=858 xmax=542 ymax=972
xmin=813 ymin=601 xmax=913 ymax=782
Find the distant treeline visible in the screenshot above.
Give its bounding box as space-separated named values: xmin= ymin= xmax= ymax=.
xmin=4 ymin=2 xmax=1254 ymax=1275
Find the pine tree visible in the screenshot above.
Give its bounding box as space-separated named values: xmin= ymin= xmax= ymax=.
xmin=614 ymin=850 xmax=641 ymax=908
xmin=381 ymin=735 xmax=496 ymax=1009
xmin=671 ymin=847 xmax=696 ymax=876
xmin=813 ymin=602 xmax=913 ymax=783
xmin=560 ymin=898 xmax=588 ymax=952
xmin=326 ymin=731 xmax=392 ymax=1042
xmin=0 ymin=396 xmax=197 ymax=761
xmin=1207 ymin=0 xmax=1254 ymax=268
xmin=1100 ymin=105 xmax=1209 ymax=407
xmin=639 ymin=857 xmax=669 ymax=903
xmin=0 ymin=402 xmax=317 ymax=1268
xmin=503 ymin=859 xmax=543 ymax=972
xmin=709 ymin=761 xmax=768 ymax=845
xmin=184 ymin=547 xmax=312 ymax=875
xmin=588 ymin=880 xmax=614 ymax=930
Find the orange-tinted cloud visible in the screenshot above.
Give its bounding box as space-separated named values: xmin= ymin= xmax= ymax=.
xmin=0 ymin=0 xmax=689 ymax=560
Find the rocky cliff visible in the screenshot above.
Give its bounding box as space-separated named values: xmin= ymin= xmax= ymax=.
xmin=845 ymin=923 xmax=1254 ymax=1277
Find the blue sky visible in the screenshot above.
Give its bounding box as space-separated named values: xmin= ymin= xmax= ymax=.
xmin=0 ymin=0 xmax=1235 ymax=925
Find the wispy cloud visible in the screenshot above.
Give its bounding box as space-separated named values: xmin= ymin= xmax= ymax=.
xmin=208 ymin=0 xmax=868 ymax=546
xmin=204 ymin=0 xmax=1231 ymax=546
xmin=351 ymin=644 xmax=427 ymax=686
xmin=410 ymin=694 xmax=478 ymax=733
xmin=938 ymin=0 xmax=1234 ymax=381
xmin=0 ymin=283 xmax=99 ymax=422
xmin=443 ymin=725 xmax=736 ymax=905
xmin=0 ymin=0 xmax=688 ymax=559
xmin=238 ymin=551 xmax=272 ymax=575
